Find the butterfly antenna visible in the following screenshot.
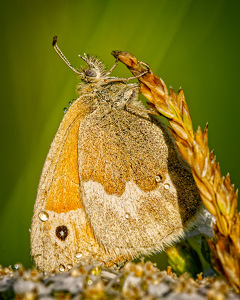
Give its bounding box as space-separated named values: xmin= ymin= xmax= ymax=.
xmin=52 ymin=36 xmax=81 ymax=75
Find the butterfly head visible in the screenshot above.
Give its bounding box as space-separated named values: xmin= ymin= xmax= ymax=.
xmin=78 ymin=54 xmax=106 ymax=83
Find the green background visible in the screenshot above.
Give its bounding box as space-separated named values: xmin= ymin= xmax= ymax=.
xmin=0 ymin=0 xmax=239 ymax=269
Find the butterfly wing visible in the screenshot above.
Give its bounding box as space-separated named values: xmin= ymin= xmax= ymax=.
xmin=30 ymin=98 xmax=104 ymax=272
xmin=78 ymin=103 xmax=202 ymax=260
xmin=31 ymin=89 xmax=202 ymax=271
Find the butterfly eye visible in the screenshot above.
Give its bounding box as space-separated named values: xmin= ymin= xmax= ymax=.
xmin=85 ymin=69 xmax=97 ymax=77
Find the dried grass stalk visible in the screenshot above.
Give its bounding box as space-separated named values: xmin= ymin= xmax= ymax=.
xmin=112 ymin=51 xmax=240 ymax=293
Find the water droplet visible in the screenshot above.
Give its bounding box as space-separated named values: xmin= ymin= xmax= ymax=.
xmin=164 ymin=183 xmax=170 ymax=190
xmin=67 ymin=264 xmax=73 ymax=270
xmin=69 ymin=99 xmax=75 ymax=106
xmin=155 ymin=175 xmax=162 ymax=183
xmin=125 ymin=213 xmax=130 ymax=219
xmin=59 ymin=264 xmax=65 ymax=272
xmin=13 ymin=263 xmax=23 ymax=270
xmin=76 ymin=253 xmax=82 ymax=259
xmin=63 ymin=107 xmax=68 ymax=113
xmin=38 ymin=211 xmax=49 ymax=222
xmin=87 ymin=279 xmax=93 ymax=285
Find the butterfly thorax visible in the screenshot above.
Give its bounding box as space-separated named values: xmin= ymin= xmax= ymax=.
xmin=77 ymin=81 xmax=140 ymax=111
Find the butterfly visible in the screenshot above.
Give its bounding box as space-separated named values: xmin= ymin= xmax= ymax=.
xmin=30 ymin=37 xmax=202 ymax=272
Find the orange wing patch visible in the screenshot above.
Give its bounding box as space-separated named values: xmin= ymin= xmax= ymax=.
xmin=45 ymin=104 xmax=84 ymax=213
xmin=45 ymin=176 xmax=81 ymax=213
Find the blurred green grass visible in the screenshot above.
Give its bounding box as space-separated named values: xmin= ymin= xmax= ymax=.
xmin=0 ymin=0 xmax=239 ymax=269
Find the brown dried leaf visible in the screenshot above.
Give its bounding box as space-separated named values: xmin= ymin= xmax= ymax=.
xmin=155 ymin=104 xmax=175 ymax=119
xmin=193 ymin=142 xmax=205 ymax=177
xmin=213 ymin=163 xmax=222 ymax=192
xmin=194 ymin=126 xmax=205 ymax=150
xmin=210 ymin=149 xmax=215 ymax=161
xmin=114 ymin=50 xmax=240 ymax=292
xmin=223 ymin=173 xmax=232 ymax=190
xmin=182 ymin=106 xmax=193 ymax=138
xmin=229 ymin=190 xmax=238 ymax=219
xmin=140 ymin=84 xmax=155 ymax=103
xmin=216 ymin=186 xmax=229 ymax=216
xmin=199 ymin=194 xmax=217 ymax=216
xmin=195 ymin=179 xmax=213 ymax=202
xmin=176 ymin=88 xmax=184 ymax=112
xmin=169 ymin=87 xmax=177 ymax=102
xmin=168 ymin=128 xmax=191 ymax=149
xmin=112 ymin=51 xmax=138 ymax=68
xmin=170 ymin=122 xmax=189 ymax=141
xmin=175 ymin=141 xmax=193 ymax=163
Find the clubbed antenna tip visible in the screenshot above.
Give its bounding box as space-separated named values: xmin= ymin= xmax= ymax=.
xmin=52 ymin=36 xmax=57 ymax=47
xmin=52 ymin=36 xmax=81 ymax=75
